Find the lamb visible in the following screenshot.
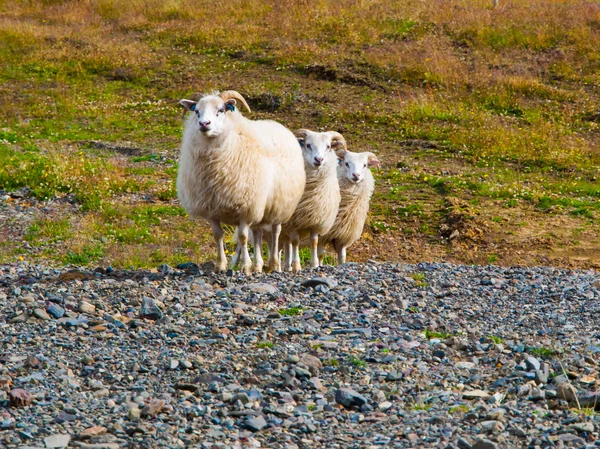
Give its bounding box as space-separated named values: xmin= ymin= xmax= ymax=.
xmin=281 ymin=129 xmax=344 ymax=272
xmin=318 ymin=149 xmax=380 ymax=265
xmin=177 ymin=90 xmax=305 ymax=274
xmin=231 ymin=129 xmax=345 ymax=272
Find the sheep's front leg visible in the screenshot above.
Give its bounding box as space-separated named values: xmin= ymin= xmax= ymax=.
xmin=209 ymin=219 xmax=227 ymax=272
xmin=309 ymin=230 xmax=320 ymax=268
xmin=337 ymin=245 xmax=347 ymax=265
xmin=289 ymin=229 xmax=301 ymax=273
xmin=268 ymin=224 xmax=282 ymax=272
xmin=252 ymin=227 xmax=264 ymax=273
xmin=237 ymin=222 xmax=252 ymax=275
xmin=317 ymin=241 xmax=326 ymax=266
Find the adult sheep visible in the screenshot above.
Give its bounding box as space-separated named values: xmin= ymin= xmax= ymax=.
xmin=177 ymin=90 xmax=305 ymax=274
xmin=318 ymin=149 xmax=380 ymax=265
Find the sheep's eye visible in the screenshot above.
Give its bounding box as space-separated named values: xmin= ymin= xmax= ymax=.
xmin=345 ymin=162 xmax=349 ymax=167
xmin=326 ymin=145 xmax=331 ymax=150
xmin=363 ymin=164 xmax=367 ymax=168
xmin=217 ymin=109 xmax=225 ymax=115
xmin=307 ymin=144 xmax=312 ymax=150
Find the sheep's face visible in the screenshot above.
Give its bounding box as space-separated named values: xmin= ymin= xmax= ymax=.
xmin=180 ymin=96 xmax=236 ymax=138
xmin=338 ymin=150 xmax=380 ymax=184
xmin=297 ymin=131 xmax=345 ymax=169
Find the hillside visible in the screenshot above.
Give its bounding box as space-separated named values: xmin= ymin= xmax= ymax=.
xmin=1 ymin=0 xmax=600 ymax=269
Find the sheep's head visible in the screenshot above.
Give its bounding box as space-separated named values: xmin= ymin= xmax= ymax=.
xmin=294 ymin=129 xmax=346 ymax=169
xmin=179 ymin=90 xmax=251 ymax=138
xmin=337 ymin=150 xmax=380 ymax=183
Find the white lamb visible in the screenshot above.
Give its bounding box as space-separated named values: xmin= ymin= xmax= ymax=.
xmin=231 ymin=129 xmax=345 ymax=272
xmin=177 ymin=90 xmax=305 ymax=274
xmin=318 ymin=149 xmax=380 ymax=265
xmin=281 ymin=129 xmax=344 ymax=272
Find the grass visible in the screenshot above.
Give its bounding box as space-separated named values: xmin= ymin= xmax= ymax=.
xmin=528 ymin=346 xmax=557 ymax=358
xmin=348 ymin=356 xmax=367 ymax=369
xmin=256 ymin=341 xmax=274 ymax=349
xmin=278 ymin=307 xmax=303 ymax=317
xmin=1 ymin=0 xmax=600 ymax=269
xmin=487 ymin=335 xmax=503 ymax=344
xmin=424 ymin=329 xmax=451 ymax=340
xmin=449 ymin=404 xmax=470 ymax=414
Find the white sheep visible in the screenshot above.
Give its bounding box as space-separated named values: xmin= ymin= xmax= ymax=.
xmin=280 ymin=129 xmax=344 ymax=272
xmin=318 ymin=149 xmax=380 ymax=264
xmin=177 ymin=90 xmax=305 ymax=274
xmin=231 ymin=129 xmax=345 ymax=272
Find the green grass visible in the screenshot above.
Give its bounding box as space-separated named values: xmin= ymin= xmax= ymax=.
xmin=488 ymin=335 xmax=503 ymax=344
xmin=324 ymin=358 xmax=339 ymax=367
xmin=348 ymin=356 xmax=366 ymax=369
xmin=256 ymin=341 xmax=274 ymax=349
xmin=424 ymin=329 xmax=450 ymax=340
xmin=528 ymin=346 xmax=557 ymax=358
xmin=279 ymin=307 xmax=303 ymax=316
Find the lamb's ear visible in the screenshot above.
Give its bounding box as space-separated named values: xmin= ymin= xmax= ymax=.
xmin=179 ymin=99 xmax=197 ymax=111
xmin=296 ymin=137 xmax=305 ymax=147
xmin=366 ymin=152 xmax=380 ymax=168
xmin=336 ymin=149 xmax=348 ymax=160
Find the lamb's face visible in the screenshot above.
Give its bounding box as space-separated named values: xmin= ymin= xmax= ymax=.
xmin=180 ymin=95 xmax=236 ymax=138
xmin=338 ymin=150 xmax=380 ymax=184
xmin=297 ymin=131 xmax=345 ymax=169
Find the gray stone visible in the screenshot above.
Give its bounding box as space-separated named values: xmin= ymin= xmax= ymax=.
xmin=139 ymin=297 xmax=162 ymax=320
xmin=44 ymin=434 xmax=71 ymax=448
xmin=301 ymin=277 xmax=338 ymax=289
xmin=472 ymin=439 xmax=497 ymax=449
xmin=335 ymin=388 xmax=368 ymax=408
xmin=245 ymin=415 xmax=267 ymax=431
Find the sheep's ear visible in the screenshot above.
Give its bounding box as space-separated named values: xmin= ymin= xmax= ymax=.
xmin=296 ymin=137 xmax=305 ymax=147
xmin=366 ymin=152 xmax=380 ymax=168
xmin=179 ymin=99 xmax=197 ymax=111
xmin=336 ymin=149 xmax=348 ymax=160
xmin=225 ymin=98 xmax=236 ymax=112
xmin=331 ymin=138 xmax=345 ymax=150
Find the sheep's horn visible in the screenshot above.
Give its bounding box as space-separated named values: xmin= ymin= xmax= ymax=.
xmin=293 ymin=129 xmax=310 ymax=139
xmin=219 ymin=90 xmax=251 ymax=113
xmin=326 ymin=131 xmax=347 ymax=150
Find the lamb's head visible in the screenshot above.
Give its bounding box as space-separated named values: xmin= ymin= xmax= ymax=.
xmin=294 ymin=129 xmax=346 ymax=169
xmin=179 ymin=90 xmax=251 ymax=138
xmin=337 ymin=150 xmax=380 ymax=183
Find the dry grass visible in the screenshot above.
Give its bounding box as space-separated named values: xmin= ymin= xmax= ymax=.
xmin=1 ymin=0 xmax=599 ymax=268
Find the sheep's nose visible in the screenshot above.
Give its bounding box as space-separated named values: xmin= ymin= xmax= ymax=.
xmin=352 ymin=172 xmax=360 ymax=180
xmin=314 ymin=157 xmax=323 ymax=166
xmin=199 ymin=120 xmax=211 ymax=127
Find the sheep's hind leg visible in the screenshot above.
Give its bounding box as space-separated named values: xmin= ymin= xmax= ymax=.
xmin=289 ymin=230 xmax=301 ymax=273
xmin=268 ymin=224 xmax=282 ymax=272
xmin=237 ymin=222 xmax=252 ymax=275
xmin=317 ymin=241 xmax=326 ymax=266
xmin=309 ymin=231 xmax=319 ymax=268
xmin=209 ymin=219 xmax=227 ymax=272
xmin=252 ymin=227 xmax=264 ymax=273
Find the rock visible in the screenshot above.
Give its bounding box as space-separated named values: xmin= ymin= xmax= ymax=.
xmin=570 ymin=421 xmax=594 ymax=433
xmin=33 ymin=308 xmax=51 ymax=320
xmin=463 ymin=390 xmax=490 ymax=400
xmin=141 ymin=399 xmax=165 ymax=417
xmin=245 ymin=415 xmax=267 ymax=431
xmin=139 ymin=297 xmax=162 ymax=320
xmin=472 ymin=439 xmax=497 ymax=449
xmin=301 ymin=277 xmax=338 ymax=289
xmin=335 ymin=388 xmax=368 ymax=408
xmin=480 ymin=420 xmax=504 ymax=433
xmin=78 ymin=301 xmax=96 ymax=314
xmin=10 ymin=389 xmax=33 ymax=407
xmin=378 ymin=401 xmax=393 ymax=412
xmin=46 ymin=304 xmax=65 ymax=319
xmin=44 ymin=434 xmax=71 ymax=448
xmin=457 ymin=438 xmax=472 ymax=449
xmin=556 ymin=383 xmax=577 ymax=401
xmin=244 ymin=283 xmax=278 ymax=294
xmin=79 ymin=426 xmax=107 ymax=439
xmin=299 ymin=354 xmax=322 ymax=371
xmin=170 ymin=360 xmax=179 ymax=370
xmin=525 ymin=355 xmax=541 ymax=371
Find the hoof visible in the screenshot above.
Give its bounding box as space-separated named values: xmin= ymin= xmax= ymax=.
xmin=291 ymin=261 xmax=302 ymax=273
xmin=253 ymin=263 xmax=263 ymax=274
xmin=240 ymin=264 xmax=252 ymax=275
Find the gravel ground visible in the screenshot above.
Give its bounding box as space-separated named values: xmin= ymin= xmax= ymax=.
xmin=1 ymin=261 xmax=600 ymax=449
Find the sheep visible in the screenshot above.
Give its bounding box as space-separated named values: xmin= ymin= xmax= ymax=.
xmin=230 ymin=129 xmax=344 ymax=272
xmin=280 ymin=129 xmax=344 ymax=272
xmin=177 ymin=90 xmax=305 ymax=274
xmin=318 ymin=149 xmax=380 ymax=265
